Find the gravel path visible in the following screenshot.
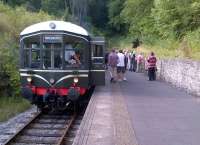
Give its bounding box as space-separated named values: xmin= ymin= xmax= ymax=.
xmin=0 ymin=106 xmax=38 ymax=145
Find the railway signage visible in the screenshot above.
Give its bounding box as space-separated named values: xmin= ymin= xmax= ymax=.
xmin=43 ymin=35 xmax=63 ymax=43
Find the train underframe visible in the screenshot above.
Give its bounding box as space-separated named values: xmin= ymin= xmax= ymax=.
xmin=22 ymin=85 xmax=92 ymax=111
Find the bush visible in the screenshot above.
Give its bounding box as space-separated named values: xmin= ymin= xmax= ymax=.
xmin=184 ymin=29 xmax=200 ymax=60
xmin=0 ymin=96 xmax=30 ymax=122
xmin=0 ymin=3 xmax=54 ymax=97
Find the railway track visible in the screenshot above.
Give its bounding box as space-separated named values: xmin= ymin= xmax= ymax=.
xmin=3 ymin=110 xmax=83 ymax=145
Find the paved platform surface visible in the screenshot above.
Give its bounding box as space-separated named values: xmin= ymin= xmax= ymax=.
xmin=73 ymin=73 xmax=137 ymax=145
xmin=121 ymin=72 xmax=200 ymax=145
xmin=74 ymin=71 xmax=200 ymax=145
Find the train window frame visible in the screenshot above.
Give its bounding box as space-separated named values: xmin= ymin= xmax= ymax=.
xmin=23 ymin=42 xmax=41 ymax=69
xmin=21 ymin=33 xmax=90 ymax=70
xmin=43 ymin=43 xmax=63 ymax=70
xmin=64 ymin=44 xmax=85 ymax=69
xmin=30 ymin=49 xmax=41 ymax=68
xmin=92 ymin=45 xmax=104 ymax=64
xmin=63 ymin=36 xmax=88 ymax=69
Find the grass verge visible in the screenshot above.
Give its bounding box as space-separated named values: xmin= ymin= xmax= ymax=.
xmin=0 ymin=96 xmax=30 ymax=122
xmin=108 ymin=36 xmax=200 ymax=60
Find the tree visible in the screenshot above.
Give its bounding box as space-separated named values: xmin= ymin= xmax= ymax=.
xmin=0 ymin=3 xmax=53 ymax=97
xmin=121 ymin=0 xmax=154 ymax=38
xmin=152 ymin=0 xmax=200 ymax=38
xmin=0 ymin=0 xmax=26 ymax=7
xmin=107 ymin=0 xmax=127 ymax=33
xmin=88 ymin=0 xmax=109 ymax=28
xmin=68 ymin=0 xmax=88 ymax=26
xmin=41 ymin=0 xmax=65 ymax=17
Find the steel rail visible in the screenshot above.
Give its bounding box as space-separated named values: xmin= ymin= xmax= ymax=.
xmin=57 ymin=113 xmax=77 ymax=145
xmin=3 ymin=111 xmax=42 ymax=145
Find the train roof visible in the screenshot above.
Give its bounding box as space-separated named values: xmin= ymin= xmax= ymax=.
xmin=20 ymin=21 xmax=89 ymax=36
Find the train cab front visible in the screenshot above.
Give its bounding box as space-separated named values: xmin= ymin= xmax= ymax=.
xmin=19 ymin=21 xmax=90 ymax=111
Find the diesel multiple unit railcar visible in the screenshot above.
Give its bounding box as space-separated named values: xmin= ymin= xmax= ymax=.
xmin=19 ymin=21 xmax=105 ymax=111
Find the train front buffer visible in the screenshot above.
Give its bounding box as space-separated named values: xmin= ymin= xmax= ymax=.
xmin=20 ymin=73 xmax=87 ymax=110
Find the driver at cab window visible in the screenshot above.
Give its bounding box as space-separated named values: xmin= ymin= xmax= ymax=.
xmin=65 ymin=44 xmax=81 ymax=65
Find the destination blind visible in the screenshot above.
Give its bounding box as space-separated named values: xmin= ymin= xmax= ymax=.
xmin=43 ymin=35 xmax=63 ymax=43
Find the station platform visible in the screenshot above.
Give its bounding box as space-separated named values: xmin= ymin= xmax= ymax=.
xmin=73 ymin=71 xmax=200 ymax=145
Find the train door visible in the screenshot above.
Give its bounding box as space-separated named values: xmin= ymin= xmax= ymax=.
xmin=90 ymin=37 xmax=105 ymax=85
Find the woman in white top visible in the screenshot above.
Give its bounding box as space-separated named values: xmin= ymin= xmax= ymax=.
xmin=117 ymin=50 xmax=126 ymax=81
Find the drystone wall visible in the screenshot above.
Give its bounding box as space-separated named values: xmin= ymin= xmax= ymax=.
xmin=157 ymin=59 xmax=200 ymax=97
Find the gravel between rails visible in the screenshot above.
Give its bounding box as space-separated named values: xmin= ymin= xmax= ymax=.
xmin=0 ymin=106 xmax=38 ymax=145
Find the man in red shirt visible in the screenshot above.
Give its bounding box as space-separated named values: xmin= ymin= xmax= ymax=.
xmin=147 ymin=52 xmax=157 ymax=81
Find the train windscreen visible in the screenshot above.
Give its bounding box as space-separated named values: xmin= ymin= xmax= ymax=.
xmin=22 ymin=34 xmax=88 ymax=69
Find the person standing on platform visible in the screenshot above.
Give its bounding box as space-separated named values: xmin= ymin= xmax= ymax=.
xmin=108 ymin=49 xmax=118 ymax=83
xmin=136 ymin=53 xmax=144 ymax=72
xmin=104 ymin=52 xmax=109 ymax=69
xmin=117 ymin=50 xmax=126 ymax=81
xmin=147 ymin=52 xmax=157 ymax=81
xmin=130 ymin=51 xmax=136 ymax=72
xmin=124 ymin=50 xmax=129 ymax=71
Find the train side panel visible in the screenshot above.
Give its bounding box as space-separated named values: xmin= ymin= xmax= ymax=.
xmin=90 ymin=37 xmax=105 ymax=86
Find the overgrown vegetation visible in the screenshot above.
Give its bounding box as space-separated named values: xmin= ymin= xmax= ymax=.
xmin=0 ymin=2 xmax=54 ymax=121
xmin=0 ymin=96 xmax=30 ymax=122
xmin=107 ymin=0 xmax=200 ymax=59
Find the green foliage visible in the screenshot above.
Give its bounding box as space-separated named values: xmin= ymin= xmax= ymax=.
xmin=0 ymin=0 xmax=27 ymax=7
xmin=152 ymin=0 xmax=200 ymax=38
xmin=88 ymin=0 xmax=109 ymax=28
xmin=116 ymin=0 xmax=200 ymax=60
xmin=121 ymin=0 xmax=154 ymax=37
xmin=0 ymin=3 xmax=53 ymax=97
xmin=107 ymin=36 xmax=132 ymax=50
xmin=41 ymin=0 xmax=65 ymax=17
xmin=184 ymin=28 xmax=200 ymax=60
xmin=0 ymin=96 xmax=30 ymax=122
xmin=107 ymin=0 xmax=127 ymax=33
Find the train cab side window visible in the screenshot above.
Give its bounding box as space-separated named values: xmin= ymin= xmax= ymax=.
xmin=64 ymin=44 xmax=83 ymax=68
xmin=93 ymin=45 xmax=103 ymax=57
xmin=31 ymin=49 xmax=40 ymax=68
xmin=92 ymin=45 xmax=104 ymax=64
xmin=24 ymin=42 xmax=40 ymax=68
xmin=24 ymin=49 xmax=29 ymax=68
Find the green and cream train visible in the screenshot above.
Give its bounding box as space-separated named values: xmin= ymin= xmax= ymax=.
xmin=19 ymin=21 xmax=105 ymax=111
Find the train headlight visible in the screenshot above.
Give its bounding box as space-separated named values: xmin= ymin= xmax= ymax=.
xmin=73 ymin=77 xmax=79 ymax=83
xmin=27 ymin=77 xmax=32 ymax=83
xmin=50 ymin=78 xmax=55 ymax=84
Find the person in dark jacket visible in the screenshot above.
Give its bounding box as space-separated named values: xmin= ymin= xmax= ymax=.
xmin=147 ymin=52 xmax=157 ymax=81
xmin=108 ymin=49 xmax=118 ymax=82
xmin=105 ymin=52 xmax=109 ymax=69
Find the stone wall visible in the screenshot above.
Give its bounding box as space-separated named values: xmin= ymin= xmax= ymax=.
xmin=157 ymin=59 xmax=200 ymax=97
